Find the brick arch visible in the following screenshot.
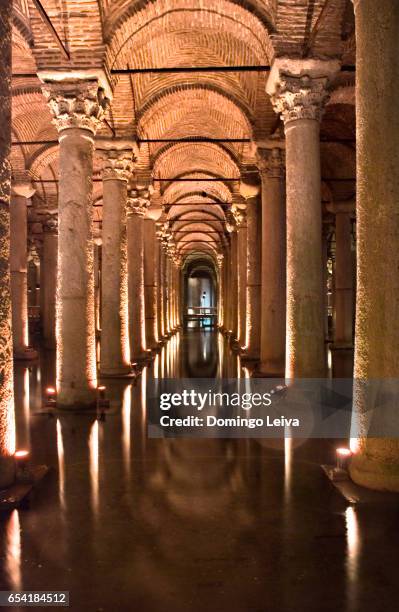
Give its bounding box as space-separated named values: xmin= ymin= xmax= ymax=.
xmin=161 ymin=175 xmax=233 ymax=203
xmin=106 ymin=0 xmax=273 ymax=69
xmin=154 ymin=143 xmax=240 ymax=182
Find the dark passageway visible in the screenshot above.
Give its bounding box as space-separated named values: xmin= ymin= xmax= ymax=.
xmin=1 ymin=332 xmax=399 ymax=612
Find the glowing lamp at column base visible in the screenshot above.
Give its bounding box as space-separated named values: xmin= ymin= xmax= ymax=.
xmin=336 ymin=447 xmax=352 ymax=470
xmin=96 ymin=385 xmax=109 ymax=414
xmin=45 ymin=387 xmax=57 ymax=407
xmin=14 ymin=450 xmax=32 ymax=482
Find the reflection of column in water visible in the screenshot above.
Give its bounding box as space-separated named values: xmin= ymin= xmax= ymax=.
xmin=284 ymin=428 xmax=293 ymax=504
xmin=345 ymin=506 xmax=361 ymax=612
xmin=14 ymin=365 xmax=30 ymax=451
xmin=5 ymin=510 xmax=22 ymax=591
xmin=56 ymin=419 xmax=66 ymax=513
xmin=89 ymin=420 xmax=100 ymax=520
xmin=122 ymin=384 xmax=132 ymax=479
xmin=217 ymin=332 xmax=224 ymax=377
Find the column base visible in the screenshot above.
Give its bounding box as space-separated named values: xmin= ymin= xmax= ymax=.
xmin=56 ymin=384 xmax=98 ymax=410
xmin=349 ymin=447 xmax=399 ymax=493
xmin=254 ymin=361 xmax=285 ymax=378
xmin=14 ymin=346 xmax=39 ymax=360
xmin=0 ymin=464 xmax=49 ymax=510
xmin=240 ymin=352 xmax=260 ymax=364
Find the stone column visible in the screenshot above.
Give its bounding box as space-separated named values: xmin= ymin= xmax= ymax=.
xmin=0 ymin=0 xmax=16 ymax=488
xmin=98 ymin=147 xmax=133 ymax=377
xmin=236 ymin=209 xmax=247 ymax=348
xmin=10 ymin=183 xmax=37 ymax=359
xmin=245 ymin=196 xmax=261 ymax=359
xmin=126 ymin=190 xmax=148 ymax=363
xmin=228 ymin=224 xmax=238 ymax=339
xmin=155 ymin=233 xmax=165 ymax=341
xmin=349 ymin=0 xmax=399 ymax=491
xmin=217 ymin=254 xmax=224 ymax=329
xmin=328 ymin=201 xmax=355 ymax=348
xmin=144 ymin=217 xmax=158 ymax=350
xmin=257 ymin=147 xmax=286 ymax=375
xmin=42 ymin=78 xmax=109 ymax=407
xmin=161 ymin=249 xmax=168 ymax=336
xmin=267 ymin=59 xmax=339 ymax=378
xmin=42 ymin=212 xmax=58 ymax=349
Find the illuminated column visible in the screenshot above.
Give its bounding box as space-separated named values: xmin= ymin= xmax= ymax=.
xmin=236 ymin=208 xmax=247 ymax=348
xmin=155 ymin=235 xmax=164 ymax=341
xmin=42 ymin=78 xmax=109 ymax=407
xmin=328 ymin=201 xmax=355 ymax=348
xmin=144 ymin=217 xmax=158 ymax=350
xmin=267 ymin=59 xmax=339 ymax=377
xmin=161 ymin=249 xmax=168 ymax=336
xmin=257 ymin=147 xmax=286 ymax=375
xmin=0 ymin=0 xmax=16 ymax=488
xmin=10 ymin=183 xmax=37 ymax=359
xmin=227 ymin=220 xmax=238 ymax=338
xmin=350 ymin=0 xmax=399 ymax=491
xmin=126 ymin=191 xmax=148 ymax=362
xmin=243 ymin=191 xmax=261 ymax=360
xmin=217 ymin=254 xmax=224 ymax=329
xmin=98 ymin=147 xmax=133 ymax=377
xmin=42 ymin=212 xmax=58 ymax=349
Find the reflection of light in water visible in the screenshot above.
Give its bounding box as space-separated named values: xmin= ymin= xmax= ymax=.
xmin=243 ymin=367 xmax=250 ymax=379
xmin=56 ymin=419 xmax=65 ymax=512
xmin=37 ymin=365 xmax=41 ymax=384
xmin=284 ymin=429 xmax=292 ymax=501
xmin=122 ymin=385 xmax=131 ymax=475
xmin=5 ymin=510 xmax=21 ymax=591
xmin=346 ymin=506 xmax=360 ymax=610
xmin=89 ymin=420 xmax=99 ymax=518
xmin=141 ymin=367 xmax=147 ymax=444
xmin=23 ymin=368 xmax=30 ymax=446
xmin=237 ymin=355 xmax=241 ymax=379
xmin=160 ymin=347 xmax=165 ymax=378
xmin=327 ymin=347 xmax=332 ymax=374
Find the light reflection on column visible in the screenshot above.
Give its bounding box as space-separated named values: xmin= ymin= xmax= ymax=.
xmin=345 ymin=506 xmax=360 ymax=611
xmin=89 ymin=420 xmax=100 ymax=520
xmin=122 ymin=384 xmax=132 ymax=479
xmin=154 ymin=352 xmax=160 ymax=379
xmin=5 ymin=510 xmax=22 ymax=591
xmin=56 ymin=419 xmax=66 ymax=513
xmin=217 ymin=332 xmax=224 ymax=377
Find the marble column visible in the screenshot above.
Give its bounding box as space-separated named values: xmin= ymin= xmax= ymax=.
xmin=236 ymin=209 xmax=247 ymax=348
xmin=228 ymin=226 xmax=238 ymax=339
xmin=42 ymin=78 xmax=109 ymax=407
xmin=243 ymin=193 xmax=261 ymax=360
xmin=144 ymin=217 xmax=158 ymax=350
xmin=349 ymin=0 xmax=399 ymax=491
xmin=257 ymin=147 xmax=286 ymax=375
xmin=161 ymin=249 xmax=168 ymax=337
xmin=98 ymin=147 xmax=133 ymax=377
xmin=126 ymin=191 xmax=148 ymax=363
xmin=0 ymin=0 xmax=16 ymax=488
xmin=10 ymin=183 xmax=37 ymax=359
xmin=155 ymin=235 xmax=165 ymax=341
xmin=42 ymin=212 xmax=58 ymax=349
xmin=217 ymin=254 xmax=224 ymax=330
xmin=267 ymin=60 xmax=339 ymax=378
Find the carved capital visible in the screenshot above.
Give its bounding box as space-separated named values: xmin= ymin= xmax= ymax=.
xmin=256 ymin=147 xmax=285 ymax=179
xmin=98 ymin=148 xmax=134 ymax=182
xmin=126 ymin=188 xmax=150 ymax=217
xmin=42 ymin=212 xmax=58 ymax=234
xmin=270 ymin=74 xmax=329 ymax=124
xmin=42 ymin=79 xmax=109 ymax=134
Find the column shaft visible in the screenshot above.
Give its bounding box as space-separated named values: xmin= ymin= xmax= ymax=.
xmin=42 ymin=226 xmax=58 ymax=349
xmin=10 ymin=194 xmax=28 ymax=354
xmin=100 ymin=159 xmax=131 ymax=376
xmin=127 ymin=211 xmax=146 ymax=361
xmin=350 ymin=0 xmax=399 ymax=491
xmin=144 ymin=218 xmax=158 ymax=350
xmin=237 ymin=221 xmax=247 ymax=347
xmin=258 ymin=152 xmax=286 ymax=375
xmin=0 ymin=0 xmax=16 ymax=488
xmin=245 ymin=196 xmax=261 ymax=360
xmin=334 ymin=210 xmax=354 ymax=346
xmin=230 ymin=232 xmax=238 ymax=338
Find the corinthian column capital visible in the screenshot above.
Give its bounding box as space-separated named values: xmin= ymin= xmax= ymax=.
xmin=97 ymin=148 xmax=134 ymax=182
xmin=41 ymin=79 xmax=110 ymax=134
xmin=256 ymin=147 xmax=285 ymax=179
xmin=266 ymin=58 xmax=340 ymax=124
xmin=127 ymin=188 xmax=150 ymax=217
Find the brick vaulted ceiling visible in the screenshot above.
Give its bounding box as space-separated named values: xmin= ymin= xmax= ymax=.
xmin=11 ymin=0 xmax=355 ymax=262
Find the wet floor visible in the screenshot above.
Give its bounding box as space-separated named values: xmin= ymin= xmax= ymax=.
xmin=1 ymin=331 xmax=399 ymax=612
